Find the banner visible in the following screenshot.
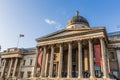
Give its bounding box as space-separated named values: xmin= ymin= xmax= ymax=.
xmin=37 ymin=51 xmax=43 ymax=67
xmin=94 ymin=44 xmax=101 ymax=66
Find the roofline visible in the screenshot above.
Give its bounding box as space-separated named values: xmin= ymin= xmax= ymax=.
xmin=36 ymin=27 xmax=107 ymax=42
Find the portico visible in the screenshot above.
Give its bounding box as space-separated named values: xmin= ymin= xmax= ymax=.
xmin=36 ymin=11 xmax=110 ymax=79
xmin=37 ymin=37 xmax=109 ymax=79
xmin=0 ymin=48 xmax=22 ymax=78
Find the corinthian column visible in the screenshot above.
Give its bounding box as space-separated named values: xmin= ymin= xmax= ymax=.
xmin=40 ymin=46 xmax=47 ymax=77
xmin=12 ymin=58 xmax=18 ymax=77
xmin=100 ymin=38 xmax=108 ymax=78
xmin=89 ymin=39 xmax=95 ymax=78
xmin=7 ymin=58 xmax=13 ymax=78
xmin=48 ymin=45 xmax=54 ymax=77
xmin=58 ymin=44 xmax=63 ymax=78
xmin=67 ymin=42 xmax=72 ymax=78
xmin=1 ymin=59 xmax=6 ymax=78
xmin=78 ymin=41 xmax=83 ymax=78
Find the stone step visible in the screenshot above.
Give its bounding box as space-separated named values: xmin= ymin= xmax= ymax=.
xmin=30 ymin=77 xmax=116 ymax=80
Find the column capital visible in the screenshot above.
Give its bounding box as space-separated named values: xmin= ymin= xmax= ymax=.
xmin=78 ymin=40 xmax=82 ymax=43
xmin=59 ymin=43 xmax=63 ymax=46
xmin=50 ymin=44 xmax=55 ymax=47
xmin=68 ymin=41 xmax=72 ymax=44
xmin=43 ymin=46 xmax=46 ymax=48
xmin=88 ymin=39 xmax=93 ymax=42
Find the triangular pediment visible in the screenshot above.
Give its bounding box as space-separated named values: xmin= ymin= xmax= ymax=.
xmin=36 ymin=27 xmax=106 ymax=42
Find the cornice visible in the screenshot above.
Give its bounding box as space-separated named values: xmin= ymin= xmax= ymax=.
xmin=37 ymin=28 xmax=105 ymax=42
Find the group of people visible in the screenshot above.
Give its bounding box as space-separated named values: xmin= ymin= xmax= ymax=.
xmin=53 ymin=71 xmax=119 ymax=79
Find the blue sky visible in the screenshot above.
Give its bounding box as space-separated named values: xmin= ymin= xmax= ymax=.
xmin=0 ymin=0 xmax=120 ymax=51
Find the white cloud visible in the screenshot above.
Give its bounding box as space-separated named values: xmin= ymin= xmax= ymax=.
xmin=44 ymin=19 xmax=56 ymax=25
xmin=44 ymin=18 xmax=63 ymax=30
xmin=55 ymin=24 xmax=63 ymax=30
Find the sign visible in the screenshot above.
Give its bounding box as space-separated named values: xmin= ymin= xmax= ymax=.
xmin=37 ymin=51 xmax=43 ymax=67
xmin=94 ymin=44 xmax=101 ymax=66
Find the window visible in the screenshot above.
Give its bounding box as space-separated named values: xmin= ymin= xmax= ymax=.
xmin=82 ymin=26 xmax=85 ymax=28
xmin=110 ymin=52 xmax=115 ymax=60
xmin=27 ymin=71 xmax=31 ymax=78
xmin=20 ymin=72 xmax=24 ymax=78
xmin=53 ymin=54 xmax=56 ymax=60
xmin=72 ymin=52 xmax=76 ymax=62
xmin=30 ymin=59 xmax=33 ymax=65
xmin=112 ymin=71 xmax=118 ymax=77
xmin=2 ymin=60 xmax=5 ymax=66
xmin=23 ymin=60 xmax=26 ymax=65
xmin=2 ymin=62 xmax=4 ymax=66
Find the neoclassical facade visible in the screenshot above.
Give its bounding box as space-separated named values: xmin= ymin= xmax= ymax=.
xmin=36 ymin=11 xmax=120 ymax=79
xmin=0 ymin=11 xmax=120 ymax=80
xmin=0 ymin=48 xmax=37 ymax=79
xmin=108 ymin=32 xmax=120 ymax=78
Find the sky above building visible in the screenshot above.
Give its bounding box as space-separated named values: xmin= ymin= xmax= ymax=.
xmin=0 ymin=0 xmax=120 ymax=51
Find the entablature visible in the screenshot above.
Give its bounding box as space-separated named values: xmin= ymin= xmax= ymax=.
xmin=37 ymin=31 xmax=105 ymax=46
xmin=1 ymin=53 xmax=23 ymax=58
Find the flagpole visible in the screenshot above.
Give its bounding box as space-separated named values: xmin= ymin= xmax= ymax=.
xmin=0 ymin=45 xmax=1 ymax=52
xmin=17 ymin=36 xmax=20 ymax=48
xmin=17 ymin=34 xmax=24 ymax=48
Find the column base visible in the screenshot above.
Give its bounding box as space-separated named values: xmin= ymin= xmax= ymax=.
xmin=67 ymin=76 xmax=72 ymax=78
xmin=78 ymin=76 xmax=83 ymax=78
xmin=57 ymin=76 xmax=61 ymax=78
xmin=48 ymin=76 xmax=52 ymax=78
xmin=78 ymin=76 xmax=82 ymax=78
xmin=103 ymin=75 xmax=109 ymax=79
xmin=90 ymin=76 xmax=95 ymax=78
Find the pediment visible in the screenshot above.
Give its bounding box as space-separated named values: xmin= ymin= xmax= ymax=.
xmin=46 ymin=30 xmax=85 ymax=38
xmin=36 ymin=27 xmax=105 ymax=42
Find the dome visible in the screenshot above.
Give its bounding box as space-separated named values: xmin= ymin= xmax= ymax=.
xmin=66 ymin=11 xmax=89 ymax=28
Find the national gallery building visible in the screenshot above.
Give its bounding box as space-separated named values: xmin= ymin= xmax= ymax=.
xmin=36 ymin=11 xmax=120 ymax=80
xmin=0 ymin=11 xmax=120 ymax=80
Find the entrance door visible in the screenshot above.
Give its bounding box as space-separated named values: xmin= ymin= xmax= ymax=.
xmin=72 ymin=65 xmax=77 ymax=77
xmin=53 ymin=62 xmax=58 ymax=77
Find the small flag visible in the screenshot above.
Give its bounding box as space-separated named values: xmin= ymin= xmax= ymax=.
xmin=19 ymin=34 xmax=24 ymax=37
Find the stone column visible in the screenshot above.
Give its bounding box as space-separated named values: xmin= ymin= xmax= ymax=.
xmin=89 ymin=39 xmax=95 ymax=78
xmin=33 ymin=47 xmax=39 ymax=77
xmin=58 ymin=44 xmax=63 ymax=78
xmin=1 ymin=59 xmax=6 ymax=78
xmin=17 ymin=59 xmax=22 ymax=78
xmin=40 ymin=46 xmax=47 ymax=77
xmin=12 ymin=58 xmax=18 ymax=77
xmin=100 ymin=38 xmax=108 ymax=78
xmin=78 ymin=41 xmax=83 ymax=78
xmin=67 ymin=42 xmax=72 ymax=78
xmin=7 ymin=58 xmax=13 ymax=78
xmin=45 ymin=53 xmax=48 ymax=77
xmin=48 ymin=45 xmax=54 ymax=77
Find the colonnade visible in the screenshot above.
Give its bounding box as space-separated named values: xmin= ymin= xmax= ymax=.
xmin=1 ymin=58 xmax=19 ymax=78
xmin=39 ymin=38 xmax=109 ymax=79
